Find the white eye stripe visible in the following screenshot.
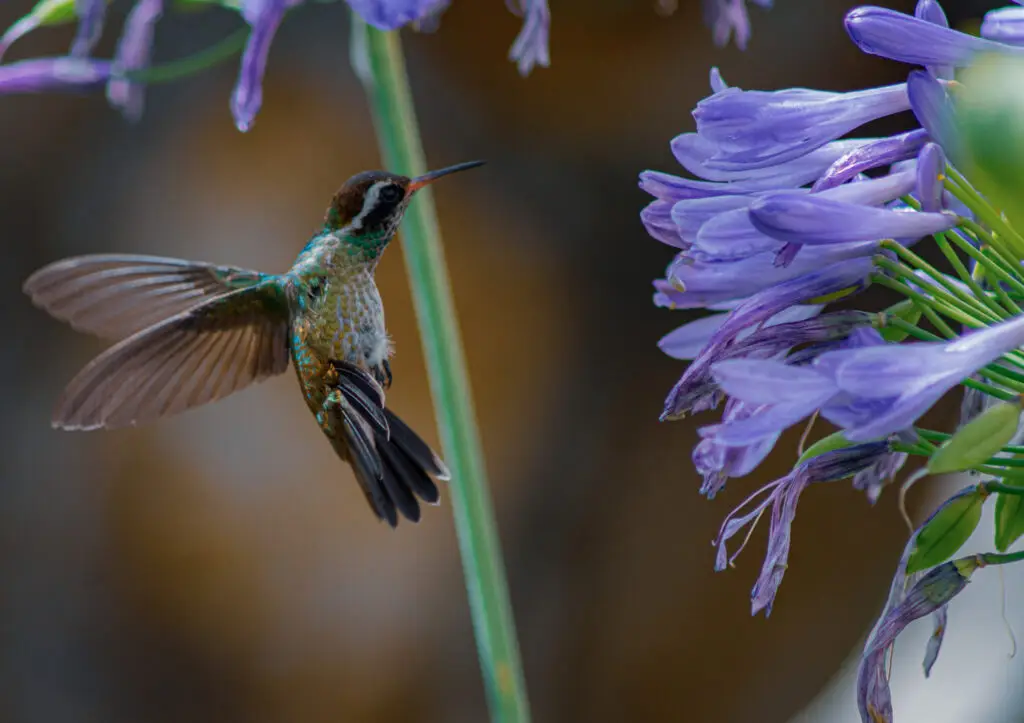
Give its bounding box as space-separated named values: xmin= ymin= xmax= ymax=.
xmin=349 ymin=181 xmax=386 ymax=232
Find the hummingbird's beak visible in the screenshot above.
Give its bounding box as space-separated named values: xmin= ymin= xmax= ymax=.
xmin=408 ymin=160 xmax=485 ymax=193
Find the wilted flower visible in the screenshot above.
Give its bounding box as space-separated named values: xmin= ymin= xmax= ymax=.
xmin=713 ymin=442 xmax=903 ymax=615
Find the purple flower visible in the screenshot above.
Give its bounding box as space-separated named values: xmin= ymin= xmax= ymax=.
xmin=347 ymin=0 xmax=444 ymax=29
xmin=71 ymin=0 xmax=107 ymax=58
xmin=0 ymin=57 xmax=111 ymax=93
xmin=106 ymin=0 xmax=165 ymax=122
xmin=812 ymin=129 xmax=928 ymax=192
xmin=639 ymin=169 xmax=789 ymax=202
xmin=705 ymin=360 xmax=839 ymax=444
xmin=232 ymin=0 xmax=290 ymax=132
xmin=658 ymin=242 xmax=877 ymax=312
xmin=907 ymin=70 xmax=960 ymax=161
xmin=693 ymin=83 xmax=910 ymax=170
xmin=845 ymin=6 xmax=1024 ymax=68
xmin=714 ymin=442 xmax=898 ymax=616
xmin=982 ymin=6 xmax=1024 ymax=45
xmin=672 ymin=133 xmax=876 ymax=184
xmin=818 ymin=314 xmax=1024 ymax=440
xmin=661 ymin=258 xmax=873 ymax=418
xmin=916 ymin=142 xmax=945 ymax=212
xmin=703 ymin=0 xmax=772 ymax=50
xmin=727 ymin=170 xmax=912 ymax=255
xmin=506 ymin=0 xmax=551 ymax=75
xmin=658 ymin=304 xmax=822 ymax=361
xmin=664 ymin=310 xmax=867 ymax=423
xmin=749 ymin=191 xmax=957 ymax=249
xmin=709 ymin=316 xmax=1024 ymax=443
xmin=693 ymin=397 xmax=778 ymax=498
xmin=914 ymin=0 xmax=953 ymax=79
xmin=641 ymin=200 xmax=688 ymax=249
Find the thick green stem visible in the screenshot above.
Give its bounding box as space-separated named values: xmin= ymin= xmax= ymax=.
xmin=352 ymin=18 xmax=531 ymax=723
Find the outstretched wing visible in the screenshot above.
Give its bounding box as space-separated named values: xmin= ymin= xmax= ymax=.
xmin=54 ymin=281 xmax=290 ymax=430
xmin=325 ymin=362 xmax=449 ymax=527
xmin=24 ymin=254 xmax=270 ymax=340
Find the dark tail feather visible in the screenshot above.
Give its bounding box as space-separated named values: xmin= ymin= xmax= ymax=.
xmin=328 ymin=362 xmax=448 ymax=527
xmin=384 ymin=409 xmax=451 ymax=482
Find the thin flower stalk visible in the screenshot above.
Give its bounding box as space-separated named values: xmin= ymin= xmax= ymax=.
xmin=354 ymin=19 xmax=530 ymax=723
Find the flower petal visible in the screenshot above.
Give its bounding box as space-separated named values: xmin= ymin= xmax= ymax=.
xmin=71 ymin=0 xmax=106 ymax=57
xmin=916 ymin=142 xmax=945 ymax=212
xmin=507 ymin=0 xmax=550 ymax=75
xmin=0 ymin=56 xmax=111 ymax=93
xmin=915 ymin=0 xmax=954 ymax=79
xmin=347 ymin=0 xmax=442 ymax=30
xmin=907 ymin=70 xmax=960 ymax=161
xmin=981 ymin=6 xmax=1024 ymax=46
xmin=846 ymin=6 xmax=1024 ymax=68
xmin=106 ymin=0 xmax=164 ymax=121
xmin=712 ymin=358 xmax=837 ymax=405
xmin=694 ymin=84 xmax=910 ymax=170
xmin=749 ymin=194 xmax=956 ymax=246
xmin=672 ymin=133 xmax=875 ymax=183
xmin=232 ymin=0 xmax=288 ymax=132
xmin=812 ymin=129 xmax=928 ymax=192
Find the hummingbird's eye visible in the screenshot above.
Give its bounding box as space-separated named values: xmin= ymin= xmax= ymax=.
xmin=378 ymin=184 xmax=403 ymax=204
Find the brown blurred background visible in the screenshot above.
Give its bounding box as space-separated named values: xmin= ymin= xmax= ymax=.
xmin=1 ymin=1 xmax=1021 ymax=722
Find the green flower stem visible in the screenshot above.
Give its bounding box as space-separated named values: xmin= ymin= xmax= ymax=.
xmin=891 ymin=441 xmax=938 ymax=457
xmin=977 ymin=550 xmax=1024 ymax=566
xmin=933 ymin=232 xmax=976 ymax=285
xmin=871 ymin=268 xmax=979 ymax=330
xmin=884 ymin=317 xmax=942 ymax=342
xmin=918 ymin=428 xmax=1024 ymax=455
xmin=984 ymin=479 xmax=1024 ymax=494
xmin=879 ymin=241 xmax=1004 ymax=321
xmin=980 ymin=247 xmax=1024 ymax=297
xmin=962 ymin=227 xmax=1024 ymax=286
xmin=981 ymin=456 xmax=1024 ymax=468
xmin=944 ymin=167 xmax=1024 ymax=259
xmin=119 ymin=27 xmax=248 ymax=84
xmin=352 ymin=19 xmax=531 ymax=723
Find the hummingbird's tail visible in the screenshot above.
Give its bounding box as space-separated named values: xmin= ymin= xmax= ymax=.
xmin=324 ymin=362 xmax=449 ymax=527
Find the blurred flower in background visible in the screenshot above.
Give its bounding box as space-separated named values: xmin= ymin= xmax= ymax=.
xmin=0 ymin=0 xmax=780 ymax=133
xmin=644 ymin=1 xmax=1024 ymax=721
xmin=0 ymin=0 xmax=552 ymax=130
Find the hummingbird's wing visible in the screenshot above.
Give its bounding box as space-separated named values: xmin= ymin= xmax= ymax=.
xmin=24 ymin=254 xmax=270 ymax=340
xmin=53 ymin=282 xmax=290 ymax=430
xmin=326 ymin=363 xmax=449 ymax=526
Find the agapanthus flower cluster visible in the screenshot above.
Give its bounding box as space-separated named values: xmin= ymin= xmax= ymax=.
xmin=0 ymin=0 xmax=552 ymax=131
xmin=643 ymin=2 xmax=1024 ymax=721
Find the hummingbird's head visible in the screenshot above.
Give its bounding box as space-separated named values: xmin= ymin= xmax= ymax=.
xmin=324 ymin=161 xmax=485 ymax=240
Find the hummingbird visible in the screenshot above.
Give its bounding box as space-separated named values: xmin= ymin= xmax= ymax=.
xmin=23 ymin=160 xmax=485 ymax=527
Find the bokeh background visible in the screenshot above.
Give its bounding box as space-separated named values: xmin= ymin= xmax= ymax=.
xmin=3 ymin=1 xmax=1024 ymax=721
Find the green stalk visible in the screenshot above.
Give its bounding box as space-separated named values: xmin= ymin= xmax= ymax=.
xmin=871 ymin=270 xmax=975 ymax=331
xmin=351 ymin=19 xmax=531 ymax=723
xmin=879 ymin=242 xmax=1003 ymax=321
xmin=120 ymin=28 xmax=248 ymax=84
xmin=945 ymin=165 xmax=1024 ymax=258
xmin=978 ymin=549 xmax=1024 ymax=566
